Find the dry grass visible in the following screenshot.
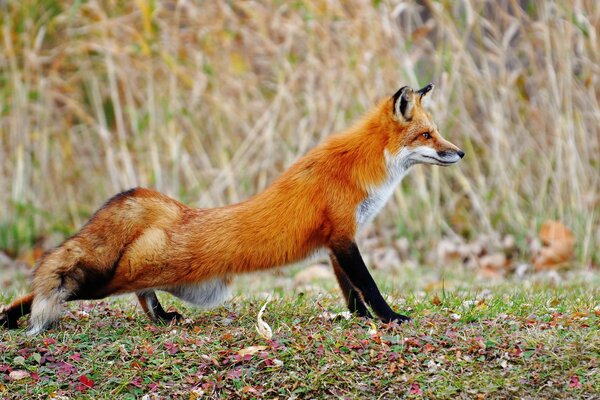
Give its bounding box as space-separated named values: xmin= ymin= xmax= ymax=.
xmin=0 ymin=0 xmax=598 ymax=265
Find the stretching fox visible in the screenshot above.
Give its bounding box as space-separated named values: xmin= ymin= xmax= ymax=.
xmin=1 ymin=84 xmax=463 ymax=335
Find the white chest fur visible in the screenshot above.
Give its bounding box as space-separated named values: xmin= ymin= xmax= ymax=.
xmin=355 ymin=148 xmax=413 ymax=228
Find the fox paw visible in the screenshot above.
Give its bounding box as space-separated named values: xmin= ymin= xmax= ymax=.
xmin=158 ymin=311 xmax=183 ymax=323
xmin=0 ymin=310 xmax=19 ymax=329
xmin=382 ymin=313 xmax=411 ymax=324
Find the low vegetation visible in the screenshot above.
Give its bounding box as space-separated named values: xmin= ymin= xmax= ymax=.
xmin=1 ymin=270 xmax=599 ymax=399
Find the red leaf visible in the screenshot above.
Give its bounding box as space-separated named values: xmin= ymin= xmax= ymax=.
xmin=80 ymin=375 xmax=94 ymax=386
xmin=57 ymin=361 xmax=77 ymax=376
xmin=569 ymin=376 xmax=582 ymax=389
xmin=130 ymin=377 xmax=143 ymax=388
xmin=409 ymin=382 xmax=423 ymax=395
xmin=227 ymin=367 xmax=243 ymax=379
xmin=316 ymin=344 xmax=324 ymax=356
xmin=164 ymin=342 xmax=179 ymax=355
xmin=70 ymin=353 xmax=81 ymax=362
xmin=512 ymin=346 xmax=523 ymax=357
xmin=76 ymin=375 xmax=95 ymax=391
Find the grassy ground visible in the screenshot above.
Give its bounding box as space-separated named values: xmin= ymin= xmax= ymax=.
xmin=1 ymin=269 xmax=598 ymax=399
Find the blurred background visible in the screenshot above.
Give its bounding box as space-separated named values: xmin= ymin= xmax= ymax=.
xmin=0 ymin=1 xmax=598 ymax=289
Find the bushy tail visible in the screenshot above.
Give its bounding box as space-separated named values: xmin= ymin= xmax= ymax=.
xmin=0 ymin=293 xmax=34 ymax=329
xmin=0 ymin=242 xmax=82 ymax=333
xmin=27 ymin=242 xmax=85 ymax=335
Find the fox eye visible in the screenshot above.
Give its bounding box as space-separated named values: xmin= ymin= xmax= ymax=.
xmin=421 ymin=132 xmax=432 ymax=139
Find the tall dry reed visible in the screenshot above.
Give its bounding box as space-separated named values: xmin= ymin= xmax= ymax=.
xmin=1 ymin=1 xmax=598 ymax=265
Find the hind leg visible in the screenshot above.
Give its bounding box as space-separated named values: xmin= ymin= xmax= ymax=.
xmin=0 ymin=293 xmax=34 ymax=329
xmin=136 ymin=290 xmax=182 ymax=323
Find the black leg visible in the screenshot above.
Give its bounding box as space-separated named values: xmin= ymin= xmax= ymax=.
xmin=330 ymin=242 xmax=409 ymax=324
xmin=330 ymin=253 xmax=372 ymax=318
xmin=136 ymin=291 xmax=182 ymax=323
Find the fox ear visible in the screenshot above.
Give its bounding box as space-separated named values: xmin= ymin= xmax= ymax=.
xmin=416 ymin=83 xmax=435 ymax=103
xmin=392 ymin=86 xmax=415 ymax=121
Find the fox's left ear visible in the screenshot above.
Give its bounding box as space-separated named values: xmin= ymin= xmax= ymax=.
xmin=416 ymin=83 xmax=435 ymax=103
xmin=392 ymin=86 xmax=415 ymax=121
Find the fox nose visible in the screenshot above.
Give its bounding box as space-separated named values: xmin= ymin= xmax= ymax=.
xmin=457 ymin=150 xmax=465 ymax=159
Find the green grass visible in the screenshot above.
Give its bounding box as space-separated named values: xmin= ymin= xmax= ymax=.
xmin=1 ymin=271 xmax=598 ymax=399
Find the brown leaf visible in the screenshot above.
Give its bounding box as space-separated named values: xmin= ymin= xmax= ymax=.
xmin=534 ymin=221 xmax=575 ymax=270
xmin=237 ymin=346 xmax=267 ymax=357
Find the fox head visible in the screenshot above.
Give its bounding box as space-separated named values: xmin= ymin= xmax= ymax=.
xmin=386 ymin=84 xmax=464 ymax=166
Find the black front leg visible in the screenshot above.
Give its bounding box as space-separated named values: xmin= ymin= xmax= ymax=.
xmin=331 ymin=242 xmax=409 ymax=324
xmin=330 ymin=253 xmax=372 ymax=318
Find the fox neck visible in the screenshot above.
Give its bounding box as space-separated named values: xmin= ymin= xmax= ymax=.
xmin=355 ymin=146 xmax=414 ymax=228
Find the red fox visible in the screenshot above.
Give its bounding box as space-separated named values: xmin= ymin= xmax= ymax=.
xmin=1 ymin=84 xmax=463 ymax=335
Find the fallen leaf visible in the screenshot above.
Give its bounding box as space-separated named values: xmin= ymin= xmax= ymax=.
xmin=226 ymin=367 xmax=243 ymax=379
xmin=367 ymin=322 xmax=378 ymax=336
xmin=237 ymin=346 xmax=267 ymax=357
xmin=189 ymin=388 xmax=205 ymax=400
xmin=9 ymin=370 xmax=29 ymax=381
xmin=56 ymin=361 xmax=77 ymax=376
xmin=242 ymin=386 xmax=261 ymax=395
xmin=534 ymin=220 xmax=575 ymax=270
xmin=568 ymin=375 xmax=582 ymax=389
xmin=13 ymin=356 xmax=25 ymax=366
xmin=255 ymin=298 xmax=273 ymax=340
xmin=164 ymin=342 xmax=179 ymax=355
xmin=409 ymin=382 xmax=423 ymax=395
xmin=75 ymin=375 xmax=95 ymax=392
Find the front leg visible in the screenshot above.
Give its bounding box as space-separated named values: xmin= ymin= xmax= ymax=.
xmin=330 ymin=241 xmax=409 ymax=324
xmin=330 ymin=253 xmax=371 ymax=318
